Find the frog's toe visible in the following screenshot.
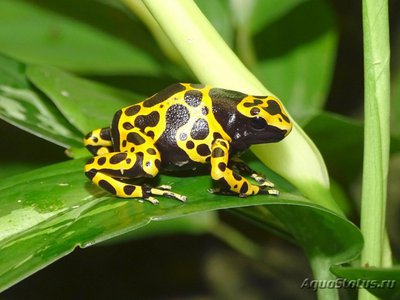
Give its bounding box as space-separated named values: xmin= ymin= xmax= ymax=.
xmin=259 ymin=181 xmax=275 ymax=188
xmin=166 ymin=191 xmax=187 ymax=202
xmin=208 ymin=188 xmax=219 ymax=194
xmin=251 ymin=174 xmax=275 ymax=188
xmin=156 ymin=184 xmax=172 ymax=190
xmin=144 ymin=196 xmax=160 ymax=205
xmin=259 ymin=188 xmax=280 ymax=196
xmin=150 ymin=187 xmax=187 ymax=202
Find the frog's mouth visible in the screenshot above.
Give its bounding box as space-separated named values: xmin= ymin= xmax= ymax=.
xmin=249 ymin=126 xmax=287 ymax=144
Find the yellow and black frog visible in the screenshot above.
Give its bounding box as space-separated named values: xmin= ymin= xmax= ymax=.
xmin=84 ymin=83 xmax=292 ymax=204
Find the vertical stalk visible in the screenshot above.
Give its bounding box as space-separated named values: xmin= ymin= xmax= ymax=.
xmin=360 ymin=0 xmax=391 ymax=298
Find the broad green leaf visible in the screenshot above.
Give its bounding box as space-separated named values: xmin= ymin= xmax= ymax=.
xmin=331 ymin=266 xmax=400 ymax=299
xmin=0 ymin=0 xmax=161 ymax=75
xmin=0 ymin=55 xmax=82 ymax=148
xmin=236 ymin=188 xmax=363 ymax=299
xmin=104 ymin=212 xmax=218 ymax=245
xmin=247 ymin=0 xmax=307 ymax=35
xmin=26 ymin=65 xmax=142 ymax=134
xmin=304 ymin=112 xmax=364 ymax=185
xmin=0 ymin=157 xmax=303 ymax=291
xmin=268 ymin=205 xmax=363 ymax=274
xmin=304 ymin=112 xmax=400 ymax=186
xmin=253 ymin=0 xmax=337 ymax=120
xmin=0 ymin=154 xmax=362 ymax=293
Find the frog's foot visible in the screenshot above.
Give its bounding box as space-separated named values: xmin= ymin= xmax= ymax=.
xmin=143 ymin=185 xmax=187 ymax=204
xmin=253 ymin=176 xmax=279 ymax=195
xmin=156 ymin=184 xmax=172 ymax=190
xmin=209 ymin=186 xmax=279 ymax=197
xmin=258 ymin=187 xmax=280 ymax=196
xmin=250 ymin=173 xmax=275 ymax=188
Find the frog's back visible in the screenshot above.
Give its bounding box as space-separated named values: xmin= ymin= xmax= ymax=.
xmin=110 ymin=83 xmax=233 ymax=171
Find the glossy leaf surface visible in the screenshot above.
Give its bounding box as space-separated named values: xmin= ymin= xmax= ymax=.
xmin=26 ymin=65 xmax=142 ymax=134
xmin=0 ymin=0 xmax=161 ymax=75
xmin=0 ymin=55 xmax=81 ymax=148
xmin=0 ymin=155 xmax=363 ymax=293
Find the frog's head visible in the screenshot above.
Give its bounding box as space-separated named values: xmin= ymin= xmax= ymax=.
xmin=236 ymin=95 xmax=292 ymax=145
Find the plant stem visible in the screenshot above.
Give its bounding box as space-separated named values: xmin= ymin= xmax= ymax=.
xmin=310 ymin=257 xmax=339 ymax=300
xmin=359 ymin=0 xmax=391 ymax=298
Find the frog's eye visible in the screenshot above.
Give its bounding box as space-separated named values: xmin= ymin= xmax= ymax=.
xmin=250 ymin=117 xmax=267 ymax=130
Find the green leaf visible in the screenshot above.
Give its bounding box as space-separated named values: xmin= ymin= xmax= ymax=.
xmin=253 ymin=0 xmax=337 ymax=120
xmin=26 ymin=65 xmax=142 ymax=134
xmin=331 ymin=266 xmax=400 ymax=299
xmin=273 ymin=209 xmax=361 ymax=300
xmin=304 ymin=112 xmax=400 ymax=186
xmin=269 ymin=204 xmax=363 ymax=267
xmin=304 ymin=112 xmax=364 ymax=185
xmin=104 ymin=212 xmax=218 ymax=245
xmin=0 ymin=157 xmax=298 ymax=291
xmin=0 ymin=155 xmax=363 ymax=293
xmin=0 ymin=0 xmax=161 ymax=75
xmin=237 ymin=181 xmax=363 ymax=299
xmin=248 ymin=0 xmax=307 ymax=35
xmin=0 ymin=54 xmax=82 ymax=148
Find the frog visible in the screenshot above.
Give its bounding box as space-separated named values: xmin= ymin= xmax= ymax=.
xmin=84 ymin=83 xmax=292 ymax=204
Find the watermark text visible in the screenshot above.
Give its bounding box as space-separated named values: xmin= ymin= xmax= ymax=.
xmin=300 ymin=278 xmax=397 ymax=292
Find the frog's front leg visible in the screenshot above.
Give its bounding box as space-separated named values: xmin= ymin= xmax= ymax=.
xmin=230 ymin=157 xmax=275 ymax=188
xmin=84 ymin=151 xmax=186 ymax=204
xmin=84 ymin=127 xmax=114 ymax=155
xmin=210 ymin=139 xmax=278 ymax=196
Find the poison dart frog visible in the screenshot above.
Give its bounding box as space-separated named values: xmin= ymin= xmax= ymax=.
xmin=84 ymin=83 xmax=292 ymax=204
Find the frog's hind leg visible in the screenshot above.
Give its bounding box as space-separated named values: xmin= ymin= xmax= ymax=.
xmin=84 ymin=127 xmax=114 ymax=155
xmin=84 ymin=151 xmax=186 ymax=204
